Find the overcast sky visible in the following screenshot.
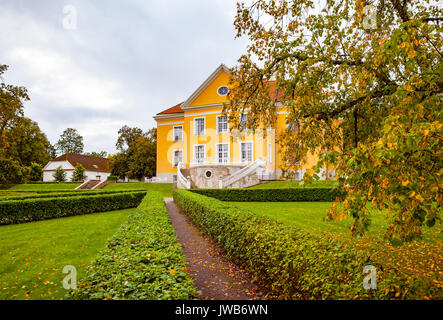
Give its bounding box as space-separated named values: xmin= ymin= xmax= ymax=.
xmin=0 ymin=0 xmax=249 ymax=154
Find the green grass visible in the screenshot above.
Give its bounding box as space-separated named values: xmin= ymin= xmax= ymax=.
xmin=104 ymin=182 xmax=173 ymax=197
xmin=249 ymin=180 xmax=338 ymax=189
xmin=0 ymin=208 xmax=133 ymax=300
xmin=8 ymin=183 xmax=81 ymax=191
xmin=229 ymin=201 xmax=443 ymax=286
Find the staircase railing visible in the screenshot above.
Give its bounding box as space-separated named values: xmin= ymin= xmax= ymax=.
xmin=220 ymin=158 xmax=266 ymax=188
xmin=177 ymin=162 xmax=191 ymax=189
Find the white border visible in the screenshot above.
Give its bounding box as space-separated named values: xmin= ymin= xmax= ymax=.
xmin=216 ymin=115 xmax=229 ymax=134
xmin=193 ymin=144 xmax=206 ymax=164
xmin=215 ymin=143 xmax=230 ymax=164
xmin=173 ymin=125 xmax=183 ymax=142
xmin=193 ymin=117 xmax=206 ymax=136
xmin=239 ymin=141 xmax=254 ymax=163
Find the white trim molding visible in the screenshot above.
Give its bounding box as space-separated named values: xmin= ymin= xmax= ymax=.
xmin=193 ymin=117 xmax=206 ymax=136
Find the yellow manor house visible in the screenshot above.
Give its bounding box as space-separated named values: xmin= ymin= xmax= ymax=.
xmin=153 ymin=64 xmax=335 ymax=188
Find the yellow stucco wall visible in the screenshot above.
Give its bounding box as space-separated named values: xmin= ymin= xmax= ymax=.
xmin=154 ymin=68 xmax=324 ymax=177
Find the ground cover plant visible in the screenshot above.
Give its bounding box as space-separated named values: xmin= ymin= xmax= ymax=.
xmin=7 ymin=183 xmax=81 ymax=191
xmin=104 ymin=182 xmax=173 ymax=197
xmin=174 ymin=189 xmax=442 ymax=299
xmin=249 ymin=180 xmax=338 ymax=189
xmin=0 ymin=191 xmax=146 ymax=225
xmin=230 ymin=201 xmax=443 ymax=295
xmin=0 ymin=208 xmax=134 ymax=300
xmin=71 ymin=191 xmax=198 ymax=300
xmin=0 ymin=189 xmax=146 ymax=202
xmin=191 ymin=188 xmax=345 ymax=202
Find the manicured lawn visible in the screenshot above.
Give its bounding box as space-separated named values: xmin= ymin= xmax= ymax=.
xmin=249 ymin=180 xmax=338 ymax=189
xmin=229 ymin=201 xmax=443 ymax=287
xmin=0 ymin=208 xmax=133 ymax=300
xmin=7 ymin=183 xmax=81 ymax=191
xmin=104 ymin=182 xmax=173 ymax=197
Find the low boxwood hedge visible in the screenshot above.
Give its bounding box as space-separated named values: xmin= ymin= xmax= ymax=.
xmin=0 ymin=189 xmax=146 ymax=202
xmin=190 ymin=187 xmax=346 ymax=202
xmin=0 ymin=191 xmax=146 ymax=225
xmin=70 ymin=191 xmax=198 ymax=300
xmin=174 ymin=189 xmax=436 ymax=299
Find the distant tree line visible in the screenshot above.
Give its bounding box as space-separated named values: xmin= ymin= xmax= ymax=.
xmin=108 ymin=125 xmax=157 ymax=181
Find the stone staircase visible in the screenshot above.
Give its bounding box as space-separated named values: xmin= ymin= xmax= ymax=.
xmin=75 ymin=180 xmax=101 ymax=190
xmin=91 ymin=180 xmax=115 ymax=189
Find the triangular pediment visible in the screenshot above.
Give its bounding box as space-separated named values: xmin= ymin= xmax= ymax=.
xmin=181 ymin=64 xmax=231 ymax=109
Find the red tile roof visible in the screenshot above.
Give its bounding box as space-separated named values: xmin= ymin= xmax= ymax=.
xmin=51 ymin=153 xmax=110 ymax=173
xmin=157 ymin=102 xmax=184 ymax=115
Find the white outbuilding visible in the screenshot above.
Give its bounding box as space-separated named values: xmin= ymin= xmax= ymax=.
xmin=43 ymin=153 xmax=111 ymax=182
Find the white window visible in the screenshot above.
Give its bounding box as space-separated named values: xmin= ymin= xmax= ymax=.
xmin=173 ymin=126 xmax=183 ymax=141
xmin=217 ymin=115 xmax=228 ymax=134
xmin=240 ymin=142 xmax=253 ymax=163
xmin=240 ymin=113 xmax=248 ymax=130
xmin=217 ymin=143 xmax=229 ymax=164
xmin=194 ymin=145 xmax=205 ymax=164
xmin=173 ymin=150 xmax=183 ymax=168
xmin=268 ymin=142 xmax=272 ymax=164
xmin=194 ymin=118 xmax=205 ymax=136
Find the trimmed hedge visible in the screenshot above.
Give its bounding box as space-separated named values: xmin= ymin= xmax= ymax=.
xmin=174 ymin=189 xmax=437 ymax=299
xmin=70 ymin=192 xmax=198 ymax=300
xmin=0 ymin=191 xmax=146 ymax=225
xmin=0 ymin=189 xmax=147 ymax=202
xmin=190 ymin=187 xmax=346 ymax=202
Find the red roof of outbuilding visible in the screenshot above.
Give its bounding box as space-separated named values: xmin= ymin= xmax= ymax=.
xmin=157 ymin=102 xmax=184 ymax=115
xmin=51 ymin=153 xmax=110 ymax=173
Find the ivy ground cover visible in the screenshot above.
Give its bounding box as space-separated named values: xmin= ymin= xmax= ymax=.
xmin=230 ymin=201 xmax=443 ymax=297
xmin=0 ymin=208 xmax=133 ymax=300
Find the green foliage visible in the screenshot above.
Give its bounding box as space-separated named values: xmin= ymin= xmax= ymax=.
xmin=106 ymin=175 xmax=118 ymax=181
xmin=71 ymin=163 xmax=86 ymax=182
xmin=55 ymin=128 xmax=84 ymax=154
xmin=70 ymin=192 xmax=198 ymax=300
xmin=229 ymin=1 xmax=442 ymax=242
xmin=0 ymin=158 xmax=25 ymax=186
xmin=104 ymin=182 xmax=173 ymax=197
xmin=0 ymin=208 xmax=133 ymax=300
xmin=84 ymin=151 xmax=107 ymax=158
xmin=174 ymin=190 xmax=439 ymax=299
xmin=110 ymin=126 xmax=156 ymax=180
xmin=53 ymin=166 xmax=66 ymax=183
xmin=28 ymin=163 xmax=43 ymax=182
xmin=0 ymin=189 xmax=145 ymax=202
xmin=0 ymin=191 xmax=146 ymax=225
xmin=191 ymin=188 xmax=346 ymax=202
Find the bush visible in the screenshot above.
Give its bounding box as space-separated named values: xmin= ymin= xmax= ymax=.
xmin=28 ymin=163 xmax=43 ymax=182
xmin=174 ymin=189 xmax=438 ymax=299
xmin=190 ymin=188 xmax=346 ymax=202
xmin=71 ymin=164 xmax=86 ymax=182
xmin=107 ymin=176 xmax=118 ymax=181
xmin=0 ymin=158 xmax=25 ymax=185
xmin=0 ymin=191 xmax=146 ymax=225
xmin=53 ymin=166 xmax=66 ymax=182
xmin=0 ymin=189 xmax=146 ymax=202
xmin=70 ymin=192 xmax=198 ymax=300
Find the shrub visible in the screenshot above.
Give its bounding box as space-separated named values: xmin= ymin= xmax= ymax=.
xmin=107 ymin=175 xmax=118 ymax=181
xmin=53 ymin=166 xmax=66 ymax=182
xmin=190 ymin=188 xmax=346 ymax=202
xmin=0 ymin=158 xmax=25 ymax=185
xmin=0 ymin=189 xmax=146 ymax=202
xmin=28 ymin=163 xmax=43 ymax=182
xmin=173 ymin=189 xmax=438 ymax=299
xmin=71 ymin=164 xmax=86 ymax=182
xmin=0 ymin=191 xmax=146 ymax=225
xmin=70 ymin=192 xmax=198 ymax=300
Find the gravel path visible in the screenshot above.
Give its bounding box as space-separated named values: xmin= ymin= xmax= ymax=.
xmin=164 ymin=198 xmax=269 ymax=300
